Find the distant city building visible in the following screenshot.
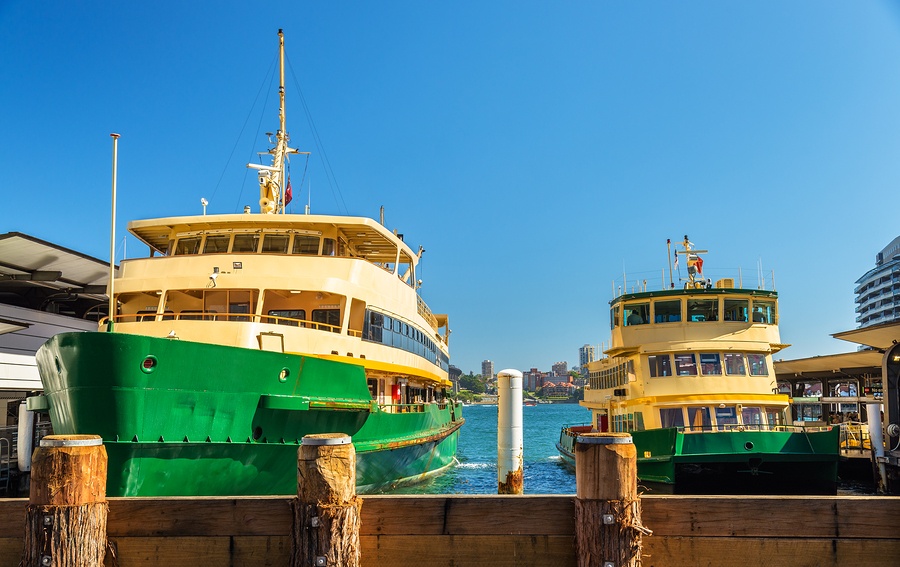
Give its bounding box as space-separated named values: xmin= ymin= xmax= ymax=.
xmin=551 ymin=361 xmax=567 ymax=377
xmin=524 ymin=367 xmax=541 ymax=391
xmin=541 ymin=381 xmax=575 ymax=398
xmin=481 ymin=359 xmax=495 ymax=382
xmin=855 ymin=236 xmax=900 ymax=327
xmin=579 ymin=344 xmax=595 ymax=375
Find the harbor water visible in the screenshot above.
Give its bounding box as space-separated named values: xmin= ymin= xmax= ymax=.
xmin=384 ymin=402 xmax=876 ymax=495
xmin=387 ymin=402 xmax=584 ymax=494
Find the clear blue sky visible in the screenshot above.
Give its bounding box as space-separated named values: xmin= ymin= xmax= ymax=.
xmin=3 ymin=2 xmax=900 ymax=375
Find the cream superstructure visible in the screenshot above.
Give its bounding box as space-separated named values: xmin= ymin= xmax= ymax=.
xmin=111 ymin=212 xmax=451 ymax=403
xmin=582 ymin=237 xmax=790 ymax=433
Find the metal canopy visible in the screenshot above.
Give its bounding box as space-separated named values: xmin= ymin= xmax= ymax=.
xmin=0 ymin=232 xmax=110 ymax=291
xmin=832 ymin=321 xmax=900 ymax=351
xmin=774 ymin=350 xmax=883 ymax=380
xmin=0 ymin=232 xmax=111 ymax=315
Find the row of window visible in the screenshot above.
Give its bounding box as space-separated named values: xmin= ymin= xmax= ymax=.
xmin=657 ymin=405 xmax=785 ymax=430
xmin=363 ymin=310 xmax=449 ymax=372
xmin=588 ymin=360 xmax=634 ymax=390
xmin=605 ymin=405 xmax=786 ymax=433
xmin=612 ymin=297 xmax=776 ymax=329
xmin=171 ymin=232 xmax=336 ymax=257
xmin=268 ymin=308 xmax=341 ymax=329
xmin=649 ymin=352 xmax=768 ymax=377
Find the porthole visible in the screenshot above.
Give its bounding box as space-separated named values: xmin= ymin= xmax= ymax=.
xmin=279 ymin=368 xmax=290 ymax=382
xmin=55 ymin=357 xmax=62 ymax=376
xmin=252 ymin=426 xmax=263 ymax=441
xmin=744 ymin=441 xmax=754 ymax=451
xmin=141 ymin=355 xmax=158 ymax=374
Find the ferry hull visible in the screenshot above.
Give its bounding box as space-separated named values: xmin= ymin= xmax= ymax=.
xmin=557 ymin=425 xmax=840 ymax=495
xmin=34 ymin=332 xmax=462 ymax=496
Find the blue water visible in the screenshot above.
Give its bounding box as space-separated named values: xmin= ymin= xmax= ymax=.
xmin=387 ymin=402 xmax=587 ymax=494
xmin=385 ymin=403 xmax=876 ymax=495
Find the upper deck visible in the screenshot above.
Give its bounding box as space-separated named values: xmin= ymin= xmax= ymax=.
xmin=605 ymin=284 xmax=786 ymax=358
xmin=130 ymin=213 xmax=420 ymax=267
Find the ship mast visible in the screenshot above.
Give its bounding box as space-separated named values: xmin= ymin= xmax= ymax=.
xmin=679 ymin=235 xmax=708 ymax=288
xmin=248 ymin=29 xmax=299 ymax=214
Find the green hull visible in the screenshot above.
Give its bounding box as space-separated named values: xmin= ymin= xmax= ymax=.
xmin=34 ymin=332 xmax=463 ymax=496
xmin=557 ymin=424 xmax=840 ymax=494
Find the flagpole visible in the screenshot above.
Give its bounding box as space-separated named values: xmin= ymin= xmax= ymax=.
xmin=108 ymin=133 xmax=120 ymax=332
xmin=666 ymin=239 xmax=673 ymax=288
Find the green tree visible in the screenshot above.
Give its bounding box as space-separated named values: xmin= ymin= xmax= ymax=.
xmin=459 ymin=372 xmax=486 ymax=394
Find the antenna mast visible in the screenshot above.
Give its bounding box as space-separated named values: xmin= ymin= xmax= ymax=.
xmin=248 ymin=29 xmax=299 ymax=214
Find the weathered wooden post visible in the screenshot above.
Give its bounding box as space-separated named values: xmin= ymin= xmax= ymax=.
xmin=292 ymin=433 xmax=361 ymax=567
xmin=22 ymin=434 xmax=108 ymax=567
xmin=574 ymin=432 xmax=650 ymax=567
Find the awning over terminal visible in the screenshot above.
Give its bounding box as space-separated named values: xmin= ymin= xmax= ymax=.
xmin=833 ymin=321 xmax=900 ymax=351
xmin=774 ymin=350 xmax=883 ymax=380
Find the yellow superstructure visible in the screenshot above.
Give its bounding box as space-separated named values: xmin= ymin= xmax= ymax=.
xmin=583 ymin=237 xmax=791 ymax=434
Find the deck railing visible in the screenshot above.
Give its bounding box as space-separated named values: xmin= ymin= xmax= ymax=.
xmin=108 ymin=312 xmax=343 ymax=333
xmin=839 ymin=422 xmax=871 ymax=455
xmin=680 ymin=423 xmax=835 ymax=433
xmin=563 ymin=423 xmax=836 ymax=435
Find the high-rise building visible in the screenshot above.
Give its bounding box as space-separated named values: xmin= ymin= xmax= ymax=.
xmin=524 ymin=367 xmax=541 ymax=391
xmin=579 ymin=344 xmax=595 ymax=374
xmin=551 ymin=361 xmax=567 ymax=377
xmin=481 ymin=359 xmax=495 ymax=382
xmin=855 ymin=236 xmax=900 ymax=328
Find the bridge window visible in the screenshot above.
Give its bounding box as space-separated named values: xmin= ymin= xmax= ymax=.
xmin=724 ymin=299 xmax=748 ymax=322
xmin=753 ymin=300 xmax=776 ymax=324
xmin=175 ymin=237 xmax=201 ymax=255
xmin=654 ymin=300 xmax=681 ymax=323
xmin=262 ymin=234 xmax=290 ymax=253
xmin=232 ymin=233 xmax=260 ymax=253
xmin=687 ymin=299 xmax=717 ymax=322
xmin=293 ymin=235 xmax=320 ymax=255
xmin=203 ymin=235 xmax=230 ymax=254
xmin=625 ymin=303 xmax=649 ymax=326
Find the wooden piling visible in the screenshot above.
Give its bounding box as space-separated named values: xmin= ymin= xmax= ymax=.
xmin=22 ymin=434 xmax=108 ymax=567
xmin=574 ymin=432 xmax=650 ymax=567
xmin=291 ymin=433 xmax=361 ymax=567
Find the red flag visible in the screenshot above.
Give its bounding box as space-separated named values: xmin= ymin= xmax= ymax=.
xmin=696 ymin=257 xmax=703 ymax=274
xmin=284 ymin=179 xmax=293 ymax=206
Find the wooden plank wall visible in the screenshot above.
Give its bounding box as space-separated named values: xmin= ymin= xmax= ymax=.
xmin=0 ymin=495 xmax=898 ymax=566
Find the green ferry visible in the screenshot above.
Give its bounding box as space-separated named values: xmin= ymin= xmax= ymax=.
xmin=558 ymin=236 xmax=839 ymax=494
xmin=29 ymin=30 xmax=462 ymax=497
